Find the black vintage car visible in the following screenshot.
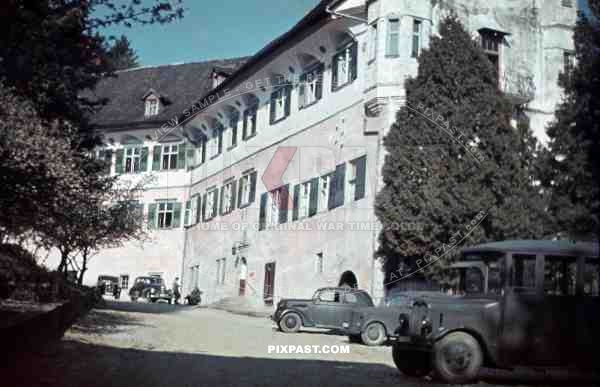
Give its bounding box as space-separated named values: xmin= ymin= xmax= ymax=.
xmin=129 ymin=276 xmax=172 ymax=303
xmin=272 ymin=287 xmax=382 ymax=343
xmin=390 ymin=240 xmax=600 ymax=384
xmin=97 ymin=275 xmax=119 ymax=295
xmin=346 ymin=262 xmax=495 ymax=346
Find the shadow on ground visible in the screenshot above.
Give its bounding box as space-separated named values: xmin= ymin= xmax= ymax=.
xmin=2 ymin=339 xmax=597 ymax=387
xmin=69 ymin=309 xmax=149 ymax=335
xmin=96 ymin=299 xmax=194 ymax=315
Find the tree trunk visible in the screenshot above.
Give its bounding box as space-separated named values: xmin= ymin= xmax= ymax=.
xmin=58 ymin=249 xmax=70 ymax=275
xmin=78 ymin=249 xmax=89 ymax=286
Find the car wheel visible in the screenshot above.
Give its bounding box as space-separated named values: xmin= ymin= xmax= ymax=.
xmin=279 ymin=312 xmax=301 ymax=333
xmin=392 ymin=344 xmax=431 ymax=377
xmin=130 ymin=292 xmax=139 ymax=302
xmin=348 ymin=334 xmax=362 ymax=343
xmin=361 ymin=322 xmax=386 ymax=346
xmin=432 ymin=332 xmax=483 ymax=384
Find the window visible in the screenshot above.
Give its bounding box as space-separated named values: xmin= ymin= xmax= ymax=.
xmin=184 ymin=200 xmax=192 ymax=226
xmin=316 ymin=253 xmax=324 ymax=274
xmin=583 ymin=259 xmax=600 ymax=296
xmin=369 ymin=22 xmax=378 ymax=61
xmin=158 ymin=202 xmax=174 ymax=229
xmin=544 ymin=256 xmax=577 ymax=296
xmin=145 ymin=98 xmax=159 ymax=117
xmin=319 ymin=173 xmax=333 ymax=212
xmin=480 ymin=30 xmax=502 ymax=79
xmin=120 ymin=275 xmax=129 ymax=289
xmin=242 ymin=106 xmax=257 ymax=140
xmin=96 ymin=148 xmax=113 ymax=174
xmin=299 ymin=181 xmax=311 ymax=218
xmin=228 ymin=113 xmax=239 ymax=148
xmin=270 ymin=85 xmax=291 ymax=124
xmin=332 ymin=42 xmax=357 ymax=90
xmin=513 ymin=254 xmax=536 ymax=289
xmin=204 ymin=189 xmax=218 ymax=220
xmin=412 ymin=19 xmax=422 ymax=58
xmin=220 ymin=181 xmax=236 ymax=215
xmin=268 ymin=189 xmax=281 ymax=226
xmin=238 ymin=171 xmax=256 ymax=208
xmin=161 ymin=144 xmax=178 ymax=170
xmin=216 ymin=258 xmax=226 ymax=285
xmin=563 ymin=51 xmax=575 ymax=75
xmin=124 ymin=147 xmax=141 ymax=173
xmin=317 ymin=289 xmax=339 ymax=302
xmin=207 ymin=127 xmax=222 ymax=159
xmin=386 ymin=18 xmax=400 ymax=57
xmin=347 ymin=156 xmax=367 ymax=202
xmin=299 ymin=64 xmax=324 ymax=108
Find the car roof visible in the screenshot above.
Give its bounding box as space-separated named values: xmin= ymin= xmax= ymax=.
xmin=316 ymin=287 xmax=367 ymax=293
xmin=462 ymin=240 xmax=599 ymax=258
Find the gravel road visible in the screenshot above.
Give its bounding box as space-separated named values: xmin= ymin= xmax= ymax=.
xmin=1 ymin=300 xmax=594 ymax=387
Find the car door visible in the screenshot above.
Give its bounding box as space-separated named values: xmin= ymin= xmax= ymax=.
xmin=312 ymin=289 xmax=345 ymax=328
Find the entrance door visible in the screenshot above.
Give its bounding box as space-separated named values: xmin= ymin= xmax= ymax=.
xmin=263 ymin=262 xmax=276 ymax=306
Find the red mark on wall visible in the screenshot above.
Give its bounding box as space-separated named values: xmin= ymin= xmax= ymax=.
xmin=262 ymin=146 xmax=296 ymax=209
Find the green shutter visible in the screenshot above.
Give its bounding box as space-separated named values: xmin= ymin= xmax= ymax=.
xmin=195 ymin=195 xmax=202 ymax=224
xmin=298 ymin=73 xmax=306 ymax=107
xmin=178 ymin=143 xmax=186 ymax=169
xmin=172 ymin=202 xmax=182 ymax=228
xmin=334 ymin=163 xmax=346 ymax=208
xmin=284 ymin=85 xmax=292 ymax=117
xmin=279 ymin=184 xmax=289 ymax=224
xmin=259 ymin=192 xmax=268 ymax=231
xmin=184 ymin=200 xmax=191 ymax=226
xmin=139 ymin=147 xmax=149 ymax=172
xmin=315 ymin=64 xmax=324 ymax=100
xmin=219 ymin=186 xmax=225 ymax=215
xmin=217 ymin=128 xmax=223 ymax=155
xmin=331 ymin=53 xmax=339 ymax=90
xmin=230 ymin=180 xmax=237 ymax=212
xmin=115 ymin=149 xmax=124 ymax=175
xmin=309 ymin=177 xmax=319 ymax=217
xmin=212 ymin=192 xmax=218 ymax=218
xmin=231 ymin=117 xmax=238 ymax=147
xmin=269 ymin=91 xmax=277 ymax=124
xmin=350 ymin=42 xmax=358 ymax=81
xmin=201 ymin=193 xmax=207 ymax=221
xmin=237 ymin=177 xmax=244 ymax=208
xmin=152 ymin=145 xmax=162 ymax=171
xmin=249 ymin=171 xmax=257 ymax=204
xmin=147 ymin=203 xmax=157 ymax=229
xmin=354 ymin=156 xmax=366 ymax=201
xmin=242 ymin=111 xmax=248 ymax=140
xmin=292 ymin=184 xmax=300 ymax=221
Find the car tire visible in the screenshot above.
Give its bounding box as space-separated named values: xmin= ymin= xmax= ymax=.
xmin=432 ymin=332 xmax=483 ymax=384
xmin=348 ymin=334 xmax=362 ymax=343
xmin=361 ymin=322 xmax=386 ymax=346
xmin=130 ymin=292 xmax=139 ymax=302
xmin=392 ymin=344 xmax=431 ymax=377
xmin=279 ymin=312 xmax=302 ymax=333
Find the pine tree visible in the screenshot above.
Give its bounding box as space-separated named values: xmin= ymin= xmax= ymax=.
xmin=537 ymin=3 xmax=600 ymax=241
xmin=106 ymin=35 xmax=140 ymax=71
xmin=375 ymin=16 xmax=548 ymax=287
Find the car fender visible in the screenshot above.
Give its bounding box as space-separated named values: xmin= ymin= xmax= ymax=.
xmin=434 ymin=327 xmax=499 ymax=367
xmin=279 ymin=308 xmax=312 ymax=326
xmin=360 ymin=317 xmax=389 ymax=336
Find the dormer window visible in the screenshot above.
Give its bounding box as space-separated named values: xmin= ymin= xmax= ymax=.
xmin=145 ymin=97 xmax=159 ymax=117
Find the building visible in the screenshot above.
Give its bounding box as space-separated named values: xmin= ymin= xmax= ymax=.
xmin=65 ymin=0 xmax=576 ymax=303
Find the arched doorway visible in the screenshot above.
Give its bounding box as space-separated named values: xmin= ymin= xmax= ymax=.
xmin=338 ymin=271 xmax=358 ymax=289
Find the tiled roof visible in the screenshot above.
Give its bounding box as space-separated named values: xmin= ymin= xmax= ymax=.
xmin=88 ymin=57 xmax=249 ymax=128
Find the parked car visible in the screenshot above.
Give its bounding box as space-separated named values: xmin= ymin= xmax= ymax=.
xmin=271 ymin=287 xmax=380 ymax=343
xmin=97 ymin=275 xmax=119 ymax=296
xmin=129 ymin=276 xmax=172 ymax=303
xmin=346 ymin=262 xmax=495 ymax=346
xmin=389 ymin=240 xmax=600 ymax=384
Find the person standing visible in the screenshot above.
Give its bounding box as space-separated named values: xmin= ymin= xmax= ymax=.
xmin=239 ymin=257 xmax=247 ymax=296
xmin=172 ymin=277 xmax=181 ymax=305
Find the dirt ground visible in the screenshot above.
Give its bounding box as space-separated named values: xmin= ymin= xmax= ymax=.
xmin=1 ymin=300 xmax=596 ymax=387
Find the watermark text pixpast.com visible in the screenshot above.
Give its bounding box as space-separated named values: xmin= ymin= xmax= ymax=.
xmin=268 ymin=345 xmax=349 ymax=354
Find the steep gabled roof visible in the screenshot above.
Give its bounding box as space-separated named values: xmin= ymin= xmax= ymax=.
xmin=88 ymin=57 xmax=249 ymax=129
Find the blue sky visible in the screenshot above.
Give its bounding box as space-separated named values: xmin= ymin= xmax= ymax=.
xmin=101 ymin=0 xmax=320 ymax=66
xmin=101 ymin=0 xmax=589 ymax=67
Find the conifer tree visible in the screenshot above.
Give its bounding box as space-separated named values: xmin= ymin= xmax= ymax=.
xmin=375 ymin=16 xmax=548 ymax=286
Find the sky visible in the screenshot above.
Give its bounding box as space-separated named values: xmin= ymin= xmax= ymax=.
xmin=100 ymin=0 xmax=320 ymax=66
xmin=101 ymin=0 xmax=590 ymax=67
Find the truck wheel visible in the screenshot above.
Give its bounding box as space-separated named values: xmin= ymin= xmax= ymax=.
xmin=279 ymin=312 xmax=301 ymax=333
xmin=432 ymin=332 xmax=483 ymax=384
xmin=361 ymin=322 xmax=386 ymax=346
xmin=392 ymin=344 xmax=431 ymax=377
